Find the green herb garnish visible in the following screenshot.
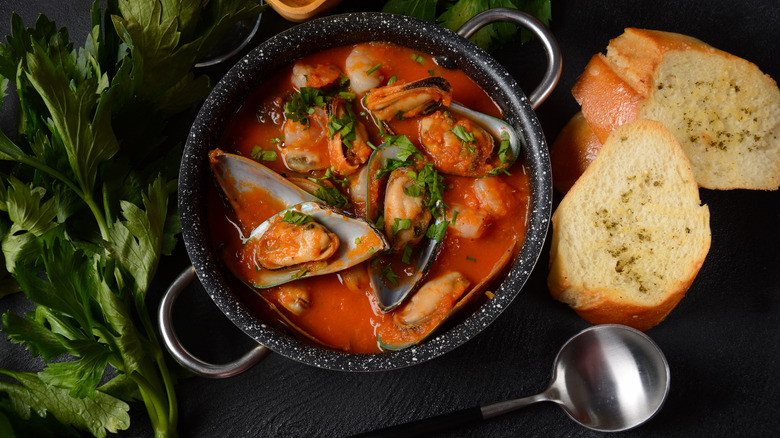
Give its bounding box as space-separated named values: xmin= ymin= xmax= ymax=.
xmin=411 ymin=53 xmax=425 ymax=64
xmin=388 ymin=75 xmax=398 ymax=84
xmin=284 ymin=87 xmax=326 ymax=127
xmin=0 ymin=1 xmax=264 ymax=436
xmin=382 ymin=265 xmax=400 ymax=286
xmin=466 ymin=256 xmax=477 ymax=262
xmin=250 ymin=146 xmax=278 ymax=162
xmin=487 ymin=131 xmax=513 ymax=176
xmin=366 ymin=63 xmax=382 ymax=75
xmin=426 ymin=220 xmax=449 ymax=241
xmin=314 ymin=186 xmax=350 ymax=209
xmin=402 ymin=244 xmax=413 ymax=264
xmin=283 ymin=210 xmax=315 ymax=225
xmin=391 ymin=218 xmax=412 ymax=236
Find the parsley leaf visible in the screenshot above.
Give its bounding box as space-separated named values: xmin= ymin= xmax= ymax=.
xmin=284 ymin=87 xmax=326 ymax=127
xmin=282 ymin=210 xmax=314 ymax=225
xmin=250 ymin=146 xmax=277 ymax=162
xmin=425 ymin=220 xmax=449 ymax=241
xmin=391 ymin=218 xmax=412 ymax=236
xmin=382 ymin=265 xmax=400 ymax=286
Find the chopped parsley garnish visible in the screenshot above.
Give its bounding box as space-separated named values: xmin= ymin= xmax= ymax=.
xmin=284 ymin=87 xmax=326 ymax=127
xmin=428 ymin=69 xmax=435 ymax=76
xmin=425 ymin=220 xmax=449 ymax=241
xmin=313 ymin=167 xmax=349 ymax=188
xmin=282 ymin=210 xmax=314 ymax=225
xmin=391 ymin=218 xmax=412 ymax=236
xmin=270 ymin=137 xmax=282 ymax=144
xmin=388 ymin=75 xmax=397 ymax=84
xmin=412 ymin=53 xmax=425 ymax=64
xmin=355 ymin=237 xmax=362 ymax=245
xmin=402 ymin=244 xmax=413 ymax=264
xmin=250 ymin=145 xmax=277 ymax=162
xmin=373 ymin=215 xmax=385 ymax=230
xmin=328 ymin=108 xmax=358 ymax=148
xmin=488 ymin=131 xmax=513 ymax=176
xmin=366 ymin=63 xmax=382 ymax=75
xmin=451 ymin=125 xmax=475 ymax=144
xmin=314 ymin=186 xmax=350 ymax=208
xmin=466 ymin=256 xmax=477 ymax=262
xmin=452 ymin=209 xmax=459 ymax=224
xmin=382 ymin=265 xmax=401 ymax=286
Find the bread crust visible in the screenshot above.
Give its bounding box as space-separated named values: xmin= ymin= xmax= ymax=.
xmin=549 ymin=111 xmax=603 ymax=194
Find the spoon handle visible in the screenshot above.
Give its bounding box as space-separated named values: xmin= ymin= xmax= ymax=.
xmin=351 ymin=394 xmax=546 ymax=437
xmin=351 ymin=406 xmax=483 ymax=438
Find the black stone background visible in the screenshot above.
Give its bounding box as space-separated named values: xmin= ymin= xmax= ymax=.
xmin=0 ymin=0 xmax=778 ymax=437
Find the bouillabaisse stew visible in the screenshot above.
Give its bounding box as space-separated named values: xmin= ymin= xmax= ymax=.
xmin=207 ymin=42 xmax=530 ymax=354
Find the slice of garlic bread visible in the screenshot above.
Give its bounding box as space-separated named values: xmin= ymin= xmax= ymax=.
xmin=547 ymin=119 xmax=711 ymax=330
xmin=573 ymin=28 xmax=780 ymax=190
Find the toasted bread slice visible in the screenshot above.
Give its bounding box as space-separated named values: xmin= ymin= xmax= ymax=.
xmin=547 ymin=119 xmax=711 ymax=331
xmin=573 ymin=28 xmax=780 ymax=190
xmin=550 ymin=111 xmax=603 ymax=195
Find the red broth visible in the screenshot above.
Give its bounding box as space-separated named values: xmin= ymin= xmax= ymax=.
xmin=207 ymin=42 xmax=530 ymax=353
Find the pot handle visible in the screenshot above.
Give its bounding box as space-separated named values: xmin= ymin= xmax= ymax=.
xmin=158 ymin=266 xmax=270 ymax=378
xmin=456 ymin=8 xmax=562 ymax=110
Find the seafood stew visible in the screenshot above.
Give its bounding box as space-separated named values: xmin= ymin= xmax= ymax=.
xmin=207 ymin=41 xmax=531 ymax=354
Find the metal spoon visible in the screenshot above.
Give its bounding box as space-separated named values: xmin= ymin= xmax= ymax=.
xmin=354 ymin=324 xmax=670 ymax=437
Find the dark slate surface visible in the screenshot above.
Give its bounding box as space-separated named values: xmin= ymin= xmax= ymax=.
xmin=1 ymin=0 xmax=779 ymax=437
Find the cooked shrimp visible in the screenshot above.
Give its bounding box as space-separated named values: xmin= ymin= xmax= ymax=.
xmin=282 ymin=107 xmax=330 ymax=172
xmin=472 ymin=177 xmax=515 ymax=217
xmin=446 ymin=204 xmax=491 ymax=239
xmin=291 ymin=63 xmax=342 ymax=89
xmin=345 ymin=44 xmax=384 ymax=95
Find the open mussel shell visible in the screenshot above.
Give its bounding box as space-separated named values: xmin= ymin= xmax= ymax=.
xmin=447 ymin=102 xmax=522 ymax=176
xmin=209 ymin=149 xmax=316 ymax=216
xmin=378 ymin=241 xmax=518 ymax=350
xmin=363 ymin=144 xmax=446 ymax=312
xmin=243 ymin=201 xmax=389 ymax=288
xmin=210 ymin=149 xmax=389 ymax=288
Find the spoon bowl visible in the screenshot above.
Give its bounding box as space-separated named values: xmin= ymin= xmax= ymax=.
xmin=547 ymin=324 xmax=671 ymax=431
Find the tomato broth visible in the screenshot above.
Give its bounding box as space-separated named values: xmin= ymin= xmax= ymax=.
xmin=207 ymin=42 xmax=530 ymax=353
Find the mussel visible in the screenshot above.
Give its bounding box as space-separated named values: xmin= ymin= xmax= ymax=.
xmin=365 ymin=76 xmax=452 ymax=121
xmin=377 ymin=242 xmax=518 ymax=350
xmin=361 ymin=144 xmax=446 ymax=312
xmin=209 ymin=149 xmax=389 ymax=288
xmin=418 ymin=102 xmax=522 ymax=177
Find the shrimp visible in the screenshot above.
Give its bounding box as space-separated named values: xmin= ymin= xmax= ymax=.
xmin=472 ymin=177 xmax=516 ymax=217
xmin=291 ymin=62 xmax=342 ymax=89
xmin=446 ymin=204 xmax=491 ymax=239
xmin=345 ymin=44 xmax=384 ymax=95
xmin=281 ymin=107 xmax=331 ymax=172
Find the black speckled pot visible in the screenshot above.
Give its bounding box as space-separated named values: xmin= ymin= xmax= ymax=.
xmin=180 ymin=12 xmax=553 ymax=372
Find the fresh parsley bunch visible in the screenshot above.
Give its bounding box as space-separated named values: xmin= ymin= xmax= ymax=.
xmin=0 ymin=0 xmax=262 ymax=437
xmin=382 ymin=0 xmax=552 ymax=51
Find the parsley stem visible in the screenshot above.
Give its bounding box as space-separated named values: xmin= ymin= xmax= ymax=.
xmin=14 ymin=154 xmax=111 ymax=239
